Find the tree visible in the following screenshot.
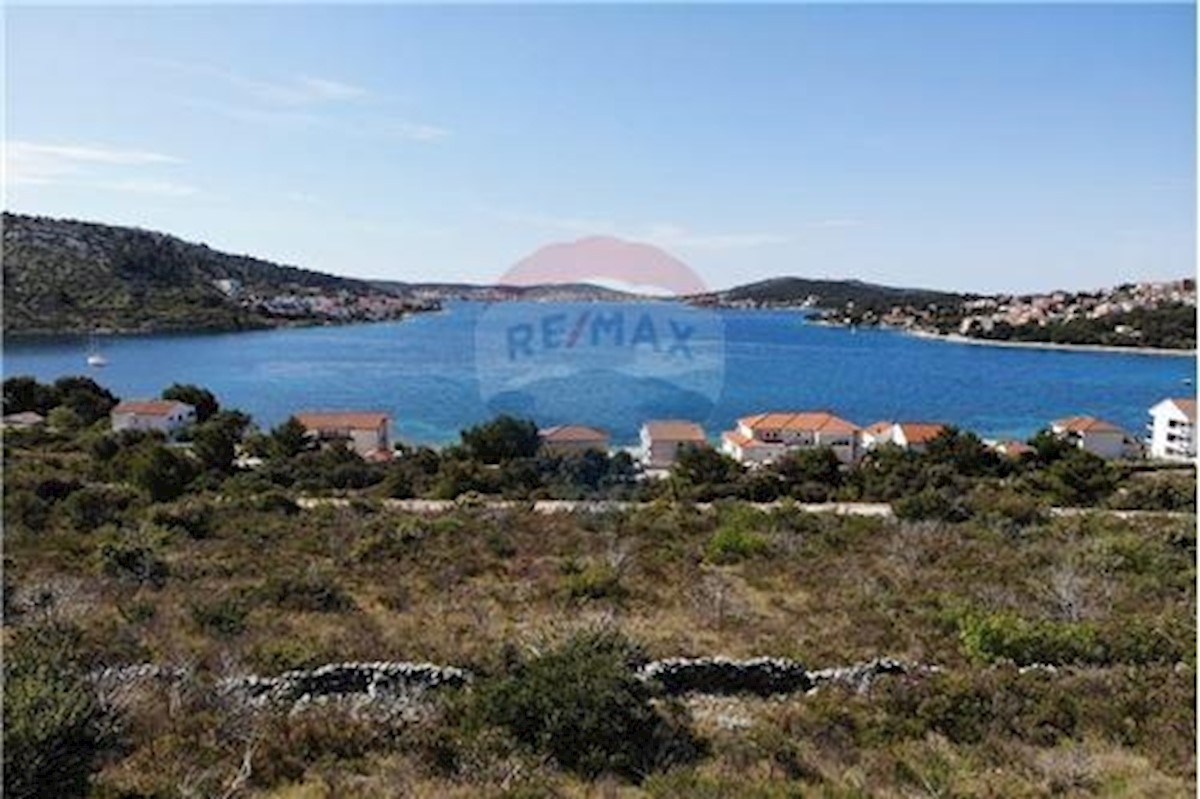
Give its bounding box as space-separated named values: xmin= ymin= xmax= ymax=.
xmin=772 ymin=447 xmax=842 ymax=489
xmin=191 ymin=411 xmax=251 ymax=472
xmin=162 ymin=383 xmax=219 ymax=422
xmin=1044 ymin=449 xmax=1116 ymax=507
xmin=672 ymin=444 xmax=743 ymax=500
xmin=45 ymin=406 xmax=83 ymax=433
xmin=50 ymin=377 xmax=117 ymax=426
xmin=269 ymin=417 xmax=312 ymax=460
xmin=460 ymin=415 xmax=541 ymax=464
xmin=3 ymin=376 xmax=55 ymax=415
xmin=130 ymin=444 xmax=198 ymax=502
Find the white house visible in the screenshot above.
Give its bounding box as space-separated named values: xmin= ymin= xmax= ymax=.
xmin=640 ymin=420 xmax=707 ymax=469
xmin=111 ymin=400 xmax=197 ymax=438
xmin=539 ymin=425 xmax=610 ymax=456
xmin=295 ymin=411 xmax=392 ymax=460
xmin=860 ymin=421 xmax=948 ymax=453
xmin=1146 ymin=398 xmax=1196 ymax=462
xmin=1050 ymin=415 xmax=1140 ymax=460
xmin=721 ymin=411 xmax=860 ymax=466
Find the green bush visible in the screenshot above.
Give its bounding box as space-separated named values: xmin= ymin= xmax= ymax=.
xmin=960 ymin=612 xmax=1103 ymax=665
xmin=561 ymin=561 xmax=626 ymax=602
xmin=260 ymin=570 xmax=354 ymax=613
xmin=189 ymin=593 xmax=250 ymax=637
xmin=3 ymin=624 xmax=108 ymax=799
xmin=893 ymin=488 xmax=971 ymax=523
xmin=147 ymin=501 xmax=213 ymax=540
xmin=59 ymin=485 xmax=136 ymax=532
xmin=99 ymin=542 xmax=169 ymax=589
xmin=472 ymin=631 xmax=703 ymax=781
xmin=705 ymin=526 xmax=770 ymax=564
xmin=130 ymin=444 xmax=199 ymax=502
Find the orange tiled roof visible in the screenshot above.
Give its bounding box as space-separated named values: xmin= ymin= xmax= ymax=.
xmin=897 ymin=422 xmax=948 ymax=445
xmin=643 ymin=420 xmax=706 ymax=441
xmin=737 ymin=411 xmax=859 ymax=434
xmin=1171 ymin=398 xmax=1198 ymax=422
xmin=722 ymin=430 xmax=771 ymax=449
xmin=864 ymin=420 xmax=895 ymax=436
xmin=113 ymin=400 xmax=192 ymax=416
xmin=540 ymin=425 xmax=609 ymax=443
xmin=1052 ymin=415 xmax=1123 ymax=434
xmin=295 ymin=411 xmax=390 ymax=430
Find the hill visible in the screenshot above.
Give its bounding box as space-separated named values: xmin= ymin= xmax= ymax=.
xmin=2 ymin=213 xmax=431 ymax=335
xmin=691 ymin=276 xmax=967 ymax=310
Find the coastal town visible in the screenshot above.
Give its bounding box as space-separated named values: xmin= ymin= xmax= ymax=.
xmin=822 ymin=278 xmax=1197 ymax=350
xmin=8 ymin=392 xmax=1191 ymax=470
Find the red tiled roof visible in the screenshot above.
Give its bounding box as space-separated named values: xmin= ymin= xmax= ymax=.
xmin=643 ymin=420 xmax=706 ymax=441
xmin=1052 ymin=416 xmax=1123 ymax=434
xmin=295 ymin=411 xmax=390 ymax=430
xmin=897 ymin=422 xmax=948 ymax=445
xmin=737 ymin=411 xmax=859 ymax=434
xmin=539 ymin=425 xmax=609 ymax=443
xmin=112 ymin=400 xmax=192 ymax=416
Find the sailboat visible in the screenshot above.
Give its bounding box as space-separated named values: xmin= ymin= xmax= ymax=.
xmin=85 ymin=334 xmax=109 ymax=367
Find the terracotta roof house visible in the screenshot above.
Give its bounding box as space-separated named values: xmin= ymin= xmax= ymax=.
xmin=640 ymin=420 xmax=707 ymax=468
xmin=860 ymin=420 xmax=948 ymax=452
xmin=1050 ymin=415 xmax=1139 ymax=460
xmin=1 ymin=411 xmax=46 ymax=429
xmin=720 ymin=410 xmax=860 ymax=465
xmin=111 ymin=400 xmax=196 ymax=439
xmin=539 ymin=424 xmax=610 ymax=456
xmin=1147 ymin=398 xmax=1196 ymax=462
xmin=295 ymin=411 xmax=392 ymax=460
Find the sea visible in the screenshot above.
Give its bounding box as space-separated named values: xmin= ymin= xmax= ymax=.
xmin=4 ymin=301 xmax=1194 ymax=446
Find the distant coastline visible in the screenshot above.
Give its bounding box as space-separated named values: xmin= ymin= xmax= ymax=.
xmin=905 ymin=328 xmax=1196 ymax=357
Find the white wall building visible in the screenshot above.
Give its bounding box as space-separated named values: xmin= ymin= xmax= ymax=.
xmin=111 ymin=400 xmax=197 ymax=438
xmin=1146 ymin=398 xmax=1196 ymax=462
xmin=860 ymin=421 xmax=948 ymax=453
xmin=295 ymin=411 xmax=392 ymax=460
xmin=640 ymin=420 xmax=707 ymax=469
xmin=721 ymin=411 xmax=860 ymax=466
xmin=1050 ymin=416 xmax=1140 ymax=460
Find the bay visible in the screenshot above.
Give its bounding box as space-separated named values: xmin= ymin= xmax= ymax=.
xmin=4 ymin=301 xmax=1193 ymax=446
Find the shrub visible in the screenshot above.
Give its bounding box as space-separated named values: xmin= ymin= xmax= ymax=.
xmin=893 ymin=488 xmax=971 ymax=523
xmin=60 ymin=485 xmax=136 ymax=532
xmin=99 ymin=542 xmax=169 ymax=589
xmin=5 ymin=490 xmax=50 ymax=535
xmin=705 ymin=508 xmax=772 ymax=564
xmin=472 ymin=631 xmax=703 ymax=780
xmin=130 ymin=444 xmax=199 ymax=502
xmin=3 ymin=624 xmax=108 ymax=799
xmin=148 ymin=501 xmax=213 ymax=540
xmin=260 ymin=570 xmax=354 ymax=613
xmin=561 ymin=561 xmax=626 ymax=602
xmin=960 ymin=612 xmax=1103 ymax=666
xmin=189 ymin=593 xmax=250 ymax=637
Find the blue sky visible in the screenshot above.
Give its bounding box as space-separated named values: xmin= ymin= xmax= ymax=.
xmin=5 ymin=4 xmax=1195 ymax=293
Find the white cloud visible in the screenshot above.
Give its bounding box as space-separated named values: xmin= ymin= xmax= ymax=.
xmin=7 ymin=141 xmax=182 ymax=184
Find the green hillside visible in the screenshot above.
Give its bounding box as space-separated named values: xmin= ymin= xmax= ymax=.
xmin=2 ymin=213 xmax=396 ymax=334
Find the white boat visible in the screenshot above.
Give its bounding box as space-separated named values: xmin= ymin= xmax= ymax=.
xmin=86 ymin=335 xmax=108 ymax=367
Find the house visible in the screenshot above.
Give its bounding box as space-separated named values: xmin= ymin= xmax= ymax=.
xmin=1146 ymin=398 xmax=1197 ymax=462
xmin=720 ymin=411 xmax=860 ymax=466
xmin=860 ymin=421 xmax=948 ymax=453
xmin=111 ymin=400 xmax=197 ymax=438
xmin=992 ymin=439 xmax=1034 ymax=459
xmin=295 ymin=411 xmax=392 ymax=460
xmin=640 ymin=420 xmax=707 ymax=468
xmin=1050 ymin=415 xmax=1140 ymax=460
xmin=1 ymin=411 xmax=46 ymax=430
xmin=539 ymin=425 xmax=610 ymax=456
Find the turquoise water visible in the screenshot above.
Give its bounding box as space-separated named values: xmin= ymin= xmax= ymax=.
xmin=4 ymin=301 xmax=1194 ymax=445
